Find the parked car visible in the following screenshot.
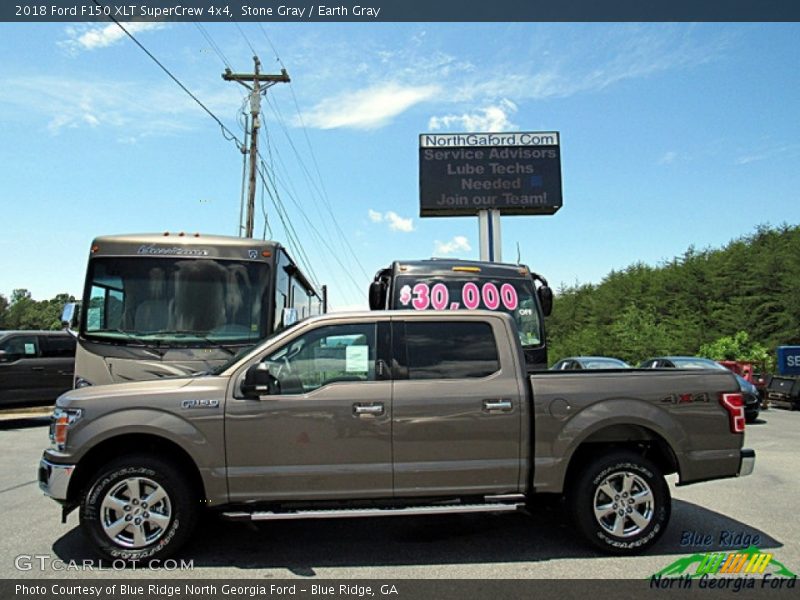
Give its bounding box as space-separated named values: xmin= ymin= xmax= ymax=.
xmin=551 ymin=356 xmax=631 ymax=370
xmin=639 ymin=356 xmax=760 ymax=422
xmin=0 ymin=330 xmax=75 ymax=408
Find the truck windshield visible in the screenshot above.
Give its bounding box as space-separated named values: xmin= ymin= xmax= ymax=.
xmin=392 ymin=276 xmax=542 ymax=346
xmin=83 ymin=257 xmax=270 ymax=346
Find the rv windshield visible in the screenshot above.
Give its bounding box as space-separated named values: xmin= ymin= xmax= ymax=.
xmin=83 ymin=257 xmax=270 ymax=345
xmin=392 ymin=276 xmax=542 ymax=346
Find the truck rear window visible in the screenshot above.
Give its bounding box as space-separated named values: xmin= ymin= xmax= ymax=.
xmin=403 ymin=321 xmax=499 ymax=380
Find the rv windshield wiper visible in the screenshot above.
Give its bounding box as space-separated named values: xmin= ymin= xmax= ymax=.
xmin=90 ymin=329 xmax=165 ymax=358
xmin=141 ymin=331 xmax=238 ymax=356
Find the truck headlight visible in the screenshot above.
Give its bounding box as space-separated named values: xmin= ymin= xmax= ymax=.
xmin=50 ymin=408 xmax=83 ymax=451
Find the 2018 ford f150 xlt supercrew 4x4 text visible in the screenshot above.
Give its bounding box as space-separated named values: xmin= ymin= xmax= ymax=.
xmin=39 ymin=310 xmax=754 ymax=560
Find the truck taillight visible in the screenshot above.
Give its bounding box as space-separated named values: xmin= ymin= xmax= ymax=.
xmin=720 ymin=393 xmax=745 ymax=433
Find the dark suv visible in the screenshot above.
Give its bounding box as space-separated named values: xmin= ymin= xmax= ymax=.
xmin=0 ymin=331 xmax=75 ymax=408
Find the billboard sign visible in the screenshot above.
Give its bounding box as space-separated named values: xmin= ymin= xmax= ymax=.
xmin=419 ymin=131 xmax=562 ymax=217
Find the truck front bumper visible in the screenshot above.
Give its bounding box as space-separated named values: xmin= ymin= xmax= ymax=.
xmin=38 ymin=455 xmax=75 ymax=502
xmin=738 ymin=448 xmax=756 ymax=477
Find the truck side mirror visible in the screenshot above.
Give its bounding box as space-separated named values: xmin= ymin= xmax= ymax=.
xmin=368 ymin=281 xmax=386 ymax=310
xmin=537 ymin=285 xmax=553 ymax=317
xmin=241 ymin=363 xmax=276 ymax=398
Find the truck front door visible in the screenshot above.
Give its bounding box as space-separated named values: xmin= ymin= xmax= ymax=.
xmin=391 ymin=317 xmax=524 ymax=496
xmin=225 ymin=320 xmax=393 ymax=502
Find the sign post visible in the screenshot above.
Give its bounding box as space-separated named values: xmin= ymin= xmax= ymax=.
xmin=478 ymin=209 xmax=502 ymax=261
xmin=419 ymin=131 xmax=562 ymax=262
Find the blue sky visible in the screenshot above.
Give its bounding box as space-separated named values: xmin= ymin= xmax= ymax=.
xmin=0 ymin=22 xmax=798 ymax=309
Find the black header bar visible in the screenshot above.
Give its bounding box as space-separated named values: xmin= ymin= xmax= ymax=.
xmin=4 ymin=1 xmax=800 ymax=22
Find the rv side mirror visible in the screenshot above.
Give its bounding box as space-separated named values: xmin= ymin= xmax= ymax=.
xmin=282 ymin=308 xmax=299 ymax=327
xmin=368 ymin=281 xmax=386 ymax=310
xmin=241 ymin=363 xmax=276 ymax=398
xmin=537 ymin=285 xmax=553 ymax=317
xmin=61 ymin=302 xmax=80 ymax=336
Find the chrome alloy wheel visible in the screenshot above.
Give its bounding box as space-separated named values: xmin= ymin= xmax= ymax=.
xmin=593 ymin=470 xmax=654 ymax=538
xmin=100 ymin=477 xmax=172 ymax=548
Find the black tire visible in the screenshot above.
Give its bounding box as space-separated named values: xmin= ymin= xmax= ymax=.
xmin=80 ymin=455 xmax=198 ymax=562
xmin=568 ymin=451 xmax=670 ymax=555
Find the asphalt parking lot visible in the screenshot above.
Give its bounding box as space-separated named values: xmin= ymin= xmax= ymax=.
xmin=1 ymin=407 xmax=798 ymax=580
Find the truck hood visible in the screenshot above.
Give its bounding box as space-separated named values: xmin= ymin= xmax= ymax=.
xmin=56 ymin=376 xmax=208 ymax=406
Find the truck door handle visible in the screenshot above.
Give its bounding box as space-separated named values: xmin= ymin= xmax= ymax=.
xmin=353 ymin=403 xmax=384 ymax=416
xmin=31 ymin=366 xmax=45 ymax=371
xmin=483 ymin=399 xmax=513 ymax=412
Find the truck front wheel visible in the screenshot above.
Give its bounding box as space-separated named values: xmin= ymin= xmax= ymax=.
xmin=80 ymin=455 xmax=198 ymax=562
xmin=569 ymin=451 xmax=670 ymax=554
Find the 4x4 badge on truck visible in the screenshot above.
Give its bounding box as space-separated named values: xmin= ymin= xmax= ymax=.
xmin=660 ymin=393 xmax=710 ymax=404
xmin=181 ymin=399 xmax=220 ymax=409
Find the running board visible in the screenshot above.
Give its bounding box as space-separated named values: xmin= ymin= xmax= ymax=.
xmin=222 ymin=502 xmax=524 ymax=522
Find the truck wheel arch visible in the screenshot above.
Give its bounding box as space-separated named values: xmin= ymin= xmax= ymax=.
xmin=67 ymin=433 xmax=206 ymax=507
xmin=562 ymin=423 xmax=681 ymax=494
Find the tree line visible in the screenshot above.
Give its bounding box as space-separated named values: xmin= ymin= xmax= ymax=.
xmin=0 ymin=289 xmax=76 ymax=331
xmin=545 ymin=224 xmax=800 ymax=369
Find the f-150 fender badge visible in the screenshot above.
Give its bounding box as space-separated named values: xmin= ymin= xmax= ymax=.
xmin=181 ymin=399 xmax=220 ymax=409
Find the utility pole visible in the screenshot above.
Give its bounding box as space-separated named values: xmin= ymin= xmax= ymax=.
xmin=223 ymin=57 xmax=290 ymax=239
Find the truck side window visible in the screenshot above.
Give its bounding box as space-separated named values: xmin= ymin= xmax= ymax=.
xmin=0 ymin=335 xmax=39 ymax=359
xmin=262 ymin=324 xmax=376 ymax=394
xmin=402 ymin=321 xmax=499 ymax=380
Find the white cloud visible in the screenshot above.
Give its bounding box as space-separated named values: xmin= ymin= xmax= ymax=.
xmin=385 ymin=211 xmax=414 ymax=232
xmin=292 ymin=26 xmax=727 ymax=133
xmin=429 ymin=99 xmax=518 ymax=132
xmin=61 ymin=23 xmax=166 ymax=53
xmin=734 ymin=143 xmax=797 ymax=165
xmin=368 ymin=210 xmax=414 ymax=232
xmin=0 ymin=75 xmax=241 ymax=139
xmin=302 ymin=82 xmax=440 ymax=130
xmin=658 ymin=151 xmax=678 ymax=165
xmin=434 ymin=236 xmax=471 ymax=255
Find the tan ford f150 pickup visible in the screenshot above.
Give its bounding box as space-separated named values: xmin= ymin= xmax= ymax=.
xmin=39 ymin=310 xmax=754 ymax=560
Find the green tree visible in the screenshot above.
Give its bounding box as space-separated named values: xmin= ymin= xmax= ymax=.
xmin=544 ymin=224 xmax=800 ymax=368
xmin=0 ymin=294 xmax=8 ymax=328
xmin=699 ymin=331 xmax=773 ymax=371
xmin=2 ymin=290 xmax=76 ymax=330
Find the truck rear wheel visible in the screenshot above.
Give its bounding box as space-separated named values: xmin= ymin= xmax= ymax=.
xmin=569 ymin=451 xmax=670 ymax=554
xmin=80 ymin=455 xmax=198 ymax=562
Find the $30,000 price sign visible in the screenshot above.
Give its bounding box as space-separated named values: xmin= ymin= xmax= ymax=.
xmin=398 ymin=281 xmax=520 ymax=312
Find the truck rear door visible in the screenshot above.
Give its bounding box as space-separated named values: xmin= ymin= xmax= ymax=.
xmin=391 ymin=315 xmax=524 ymax=496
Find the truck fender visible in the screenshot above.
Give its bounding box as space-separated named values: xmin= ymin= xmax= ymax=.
xmin=66 ymin=408 xmax=226 ymax=504
xmin=540 ymin=398 xmax=688 ymax=493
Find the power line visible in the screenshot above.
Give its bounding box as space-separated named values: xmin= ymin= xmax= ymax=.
xmin=257 ymin=138 xmax=364 ymax=301
xmin=256 ymin=128 xmax=322 ymax=289
xmin=93 ymin=2 xmax=244 ymax=151
xmin=255 ymin=24 xmax=371 ymax=283
xmin=265 ymin=94 xmax=371 ymax=282
xmin=193 ymin=22 xmax=232 ymax=69
xmin=234 ymin=22 xmax=258 ymax=56
xmin=255 ymin=159 xmax=326 ymax=295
